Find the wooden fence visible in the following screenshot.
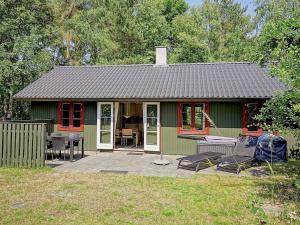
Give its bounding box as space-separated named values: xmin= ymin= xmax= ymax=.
xmin=0 ymin=122 xmax=47 ymax=167
xmin=5 ymin=119 xmax=54 ymax=134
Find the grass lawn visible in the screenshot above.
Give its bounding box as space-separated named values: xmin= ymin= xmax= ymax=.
xmin=0 ymin=161 xmax=299 ymax=225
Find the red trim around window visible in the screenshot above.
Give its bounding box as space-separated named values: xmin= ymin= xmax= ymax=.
xmin=242 ymin=103 xmax=263 ymax=136
xmin=177 ymin=102 xmax=209 ymax=135
xmin=57 ymin=102 xmax=84 ymax=132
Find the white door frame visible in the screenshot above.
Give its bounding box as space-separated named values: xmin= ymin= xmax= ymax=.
xmin=143 ymin=102 xmax=160 ymax=152
xmin=97 ymin=102 xmax=114 ymax=149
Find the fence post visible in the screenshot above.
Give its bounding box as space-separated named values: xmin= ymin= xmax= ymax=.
xmin=41 ymin=124 xmax=46 ymax=167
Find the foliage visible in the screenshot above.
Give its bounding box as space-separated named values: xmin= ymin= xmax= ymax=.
xmin=255 ymin=92 xmax=300 ymax=133
xmin=0 ymin=0 xmax=55 ymax=119
xmin=169 ymin=9 xmax=209 ymax=63
xmin=0 ymin=0 xmax=299 ymax=122
xmin=251 ymin=4 xmax=300 ymax=138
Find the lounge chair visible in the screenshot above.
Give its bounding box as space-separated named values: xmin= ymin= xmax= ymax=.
xmin=217 ymin=135 xmax=259 ymax=174
xmin=177 ymin=152 xmax=225 ymax=172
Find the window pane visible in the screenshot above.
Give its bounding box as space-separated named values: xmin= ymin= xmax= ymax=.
xmin=146 ymin=132 xmax=157 ymax=145
xmin=182 ymin=104 xmax=191 ymax=129
xmin=63 ymin=111 xmax=69 ymax=119
xmin=147 ymin=105 xmax=157 ymax=117
xmin=62 ymin=103 xmax=70 ymax=111
xmin=62 ymin=119 xmax=69 ymax=127
xmin=73 ymin=111 xmax=81 ymax=119
xmin=195 ymin=104 xmax=204 ymax=130
xmin=101 ymin=105 xmax=111 ymax=117
xmin=100 ymin=131 xmax=111 ymax=143
xmin=74 ymin=103 xmax=81 ymax=111
xmin=73 ymin=119 xmax=80 ymax=127
xmin=147 ymin=118 xmax=157 ymax=131
xmin=101 ymin=118 xmax=111 ymax=130
xmin=247 ymin=103 xmax=261 ymax=131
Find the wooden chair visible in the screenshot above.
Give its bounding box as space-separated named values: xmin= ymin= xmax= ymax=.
xmin=121 ymin=129 xmax=134 ymax=146
xmin=115 ymin=129 xmax=121 ymax=145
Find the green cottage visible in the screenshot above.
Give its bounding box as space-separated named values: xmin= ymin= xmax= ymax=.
xmin=14 ymin=47 xmax=286 ymax=155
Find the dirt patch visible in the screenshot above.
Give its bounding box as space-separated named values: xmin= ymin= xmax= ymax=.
xmin=261 ymin=203 xmax=282 ymax=216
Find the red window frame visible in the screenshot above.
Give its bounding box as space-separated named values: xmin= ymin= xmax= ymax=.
xmin=177 ymin=102 xmax=210 ymax=135
xmin=57 ymin=102 xmax=84 ymax=132
xmin=242 ymin=103 xmax=263 ymax=136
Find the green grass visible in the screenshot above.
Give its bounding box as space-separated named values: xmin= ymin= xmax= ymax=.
xmin=0 ymin=162 xmax=299 ymax=225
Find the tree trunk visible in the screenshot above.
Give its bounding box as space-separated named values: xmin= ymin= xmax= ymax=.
xmin=8 ymin=87 xmax=13 ymax=119
xmin=3 ymin=94 xmax=9 ymax=120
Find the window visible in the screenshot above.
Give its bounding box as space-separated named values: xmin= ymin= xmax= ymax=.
xmin=177 ymin=102 xmax=209 ymax=135
xmin=58 ymin=102 xmax=84 ymax=131
xmin=242 ymin=103 xmax=263 ymax=136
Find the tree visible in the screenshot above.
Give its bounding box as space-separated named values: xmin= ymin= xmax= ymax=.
xmin=169 ymin=9 xmax=209 ymax=63
xmin=169 ymin=0 xmax=253 ymax=63
xmin=251 ymin=1 xmax=300 ymax=139
xmin=163 ymin=0 xmax=188 ymax=23
xmin=0 ymin=0 xmax=55 ymax=119
xmin=201 ymin=0 xmax=253 ymax=61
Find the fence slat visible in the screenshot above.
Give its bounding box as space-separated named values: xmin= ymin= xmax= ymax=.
xmin=41 ymin=124 xmax=46 ymax=167
xmin=6 ymin=123 xmax=12 ymax=166
xmin=23 ymin=124 xmax=29 ymax=167
xmin=32 ymin=124 xmax=37 ymax=167
xmin=19 ymin=124 xmax=24 ymax=166
xmin=28 ymin=124 xmax=33 ymax=168
xmin=0 ymin=124 xmax=3 ymax=166
xmin=36 ymin=125 xmax=41 ymax=167
xmin=11 ymin=123 xmax=16 ymax=167
xmin=3 ymin=123 xmax=7 ymax=166
xmin=15 ymin=124 xmax=20 ymax=167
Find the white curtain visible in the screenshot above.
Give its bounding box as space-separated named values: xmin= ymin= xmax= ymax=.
xmin=114 ymin=102 xmax=119 ymax=129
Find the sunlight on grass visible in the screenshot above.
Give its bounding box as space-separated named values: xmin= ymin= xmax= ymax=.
xmin=0 ymin=165 xmax=299 ymax=225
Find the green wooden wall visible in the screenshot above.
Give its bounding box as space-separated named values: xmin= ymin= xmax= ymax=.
xmin=31 ymin=101 xmax=297 ymax=155
xmin=160 ymin=102 xmax=243 ymax=155
xmin=209 ymin=102 xmax=243 ymax=137
xmin=31 ymin=101 xmax=97 ymax=150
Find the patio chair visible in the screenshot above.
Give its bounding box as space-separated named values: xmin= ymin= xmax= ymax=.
xmin=51 ymin=136 xmax=70 ymax=161
xmin=115 ymin=129 xmax=121 ymax=145
xmin=46 ymin=133 xmax=63 ymax=159
xmin=216 ymin=135 xmax=259 ymax=174
xmin=69 ymin=133 xmax=81 ymax=155
xmin=177 ymin=152 xmax=225 ymax=172
xmin=121 ymin=129 xmax=135 ymax=146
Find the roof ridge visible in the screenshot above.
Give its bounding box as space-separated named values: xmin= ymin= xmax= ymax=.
xmin=169 ymin=62 xmax=253 ymax=66
xmin=54 ymin=62 xmax=255 ymax=69
xmin=54 ymin=64 xmax=153 ymax=68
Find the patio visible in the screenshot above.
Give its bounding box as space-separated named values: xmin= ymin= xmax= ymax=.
xmin=49 ymin=151 xmax=253 ymax=177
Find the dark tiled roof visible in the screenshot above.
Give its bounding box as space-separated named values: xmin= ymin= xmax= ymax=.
xmin=14 ymin=63 xmax=286 ymax=100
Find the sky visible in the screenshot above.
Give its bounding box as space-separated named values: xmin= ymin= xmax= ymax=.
xmin=186 ymin=0 xmax=256 ymax=16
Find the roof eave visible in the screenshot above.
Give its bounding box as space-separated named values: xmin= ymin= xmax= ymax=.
xmin=13 ymin=97 xmax=272 ymax=102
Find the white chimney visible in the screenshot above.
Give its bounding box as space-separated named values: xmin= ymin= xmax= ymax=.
xmin=155 ymin=46 xmax=167 ymax=66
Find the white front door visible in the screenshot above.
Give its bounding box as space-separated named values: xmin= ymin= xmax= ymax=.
xmin=97 ymin=102 xmax=114 ymax=149
xmin=143 ymin=102 xmax=160 ymax=152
